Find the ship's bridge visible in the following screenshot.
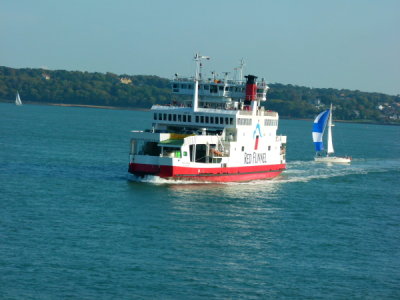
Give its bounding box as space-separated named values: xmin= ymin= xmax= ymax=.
xmin=171 ymin=77 xmax=268 ymax=102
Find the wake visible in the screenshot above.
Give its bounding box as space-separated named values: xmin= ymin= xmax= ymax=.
xmin=281 ymin=158 xmax=400 ymax=183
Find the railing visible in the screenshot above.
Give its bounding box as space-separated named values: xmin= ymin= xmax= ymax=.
xmin=217 ymin=135 xmax=226 ymax=153
xmin=172 ymin=77 xmax=244 ymax=85
xmin=264 ymin=111 xmax=278 ymax=117
xmin=237 ymin=110 xmax=277 ymax=117
xmin=238 ymin=110 xmax=252 ymax=116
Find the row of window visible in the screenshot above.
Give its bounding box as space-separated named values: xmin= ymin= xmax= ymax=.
xmin=154 ymin=113 xmax=192 ymax=122
xmin=172 ymin=84 xmax=267 ymax=96
xmin=153 ymin=113 xmax=234 ymax=125
xmin=237 ymin=118 xmax=252 ymax=126
xmin=264 ymin=119 xmax=278 ymax=126
xmin=172 ymin=83 xmax=249 ymax=93
xmin=153 ymin=112 xmax=278 ymax=128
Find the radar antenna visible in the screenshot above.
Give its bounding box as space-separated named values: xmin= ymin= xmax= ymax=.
xmin=194 ymin=53 xmax=210 ymax=80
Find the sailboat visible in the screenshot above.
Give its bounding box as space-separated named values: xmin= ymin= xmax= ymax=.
xmin=15 ymin=91 xmax=22 ymax=106
xmin=312 ymin=104 xmax=351 ymax=163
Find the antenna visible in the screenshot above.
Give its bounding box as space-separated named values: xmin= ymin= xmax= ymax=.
xmin=233 ymin=58 xmax=245 ymax=82
xmin=223 ymin=72 xmax=229 ymax=83
xmin=238 ymin=58 xmax=245 ymax=83
xmin=194 ymin=53 xmax=210 ymax=80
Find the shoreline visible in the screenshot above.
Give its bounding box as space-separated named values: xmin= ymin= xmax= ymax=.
xmin=46 ymin=102 xmax=149 ymax=111
xmin=1 ymin=99 xmax=149 ymax=112
xmin=2 ymin=100 xmax=398 ymax=125
xmin=280 ymin=116 xmax=400 ymax=126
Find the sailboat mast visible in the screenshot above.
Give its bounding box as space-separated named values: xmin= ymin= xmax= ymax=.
xmin=326 ymin=103 xmax=334 ymax=155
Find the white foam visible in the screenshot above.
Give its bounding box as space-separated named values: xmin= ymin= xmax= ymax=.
xmin=127 ymin=174 xmax=211 ymax=185
xmin=281 ymin=158 xmax=400 ymax=183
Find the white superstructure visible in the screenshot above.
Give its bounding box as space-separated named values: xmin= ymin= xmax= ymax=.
xmin=129 ymin=54 xmax=287 ymax=182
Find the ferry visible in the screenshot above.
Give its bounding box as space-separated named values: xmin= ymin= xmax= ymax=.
xmin=128 ymin=54 xmax=287 ymax=182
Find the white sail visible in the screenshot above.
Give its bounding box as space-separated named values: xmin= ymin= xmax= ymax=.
xmin=314 ymin=103 xmax=351 ymax=163
xmin=15 ymin=92 xmax=22 ymax=106
xmin=326 ymin=104 xmax=334 ymax=154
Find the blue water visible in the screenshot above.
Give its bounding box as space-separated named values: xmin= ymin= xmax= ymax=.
xmin=1 ymin=102 xmax=399 ymax=299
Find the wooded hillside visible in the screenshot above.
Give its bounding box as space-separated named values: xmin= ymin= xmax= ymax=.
xmin=1 ymin=66 xmax=399 ymax=124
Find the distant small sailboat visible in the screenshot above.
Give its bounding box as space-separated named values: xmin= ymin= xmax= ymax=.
xmin=15 ymin=91 xmax=22 ymax=106
xmin=312 ymin=104 xmax=351 ymax=163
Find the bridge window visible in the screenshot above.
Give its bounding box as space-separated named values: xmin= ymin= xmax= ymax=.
xmin=153 ymin=113 xmax=157 ymax=120
xmin=200 ymin=116 xmax=204 ymax=123
xmin=173 ymin=114 xmax=177 ymax=121
xmin=188 ymin=115 xmax=192 ymax=122
xmin=168 ymin=114 xmax=172 ymax=121
xmin=196 ymin=116 xmax=199 ymax=123
xmin=183 ymin=115 xmax=186 ymax=122
xmin=205 ymin=116 xmax=209 ymax=123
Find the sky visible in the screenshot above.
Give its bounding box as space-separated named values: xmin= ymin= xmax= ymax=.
xmin=1 ymin=0 xmax=399 ymax=95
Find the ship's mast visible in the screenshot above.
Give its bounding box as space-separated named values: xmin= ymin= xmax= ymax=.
xmin=234 ymin=58 xmax=245 ymax=83
xmin=223 ymin=72 xmax=229 ymax=84
xmin=327 ymin=103 xmax=335 ymax=155
xmin=193 ymin=53 xmax=210 ymax=112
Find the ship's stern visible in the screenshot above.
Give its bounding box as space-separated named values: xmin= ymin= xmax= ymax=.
xmin=128 ymin=131 xmax=187 ymax=178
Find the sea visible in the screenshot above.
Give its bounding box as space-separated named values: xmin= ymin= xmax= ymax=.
xmin=1 ymin=102 xmax=399 ymax=299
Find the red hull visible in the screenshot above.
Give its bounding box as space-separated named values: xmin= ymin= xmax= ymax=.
xmin=129 ymin=163 xmax=285 ymax=182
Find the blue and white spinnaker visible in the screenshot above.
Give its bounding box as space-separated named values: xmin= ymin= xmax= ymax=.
xmin=312 ymin=109 xmax=330 ymax=152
